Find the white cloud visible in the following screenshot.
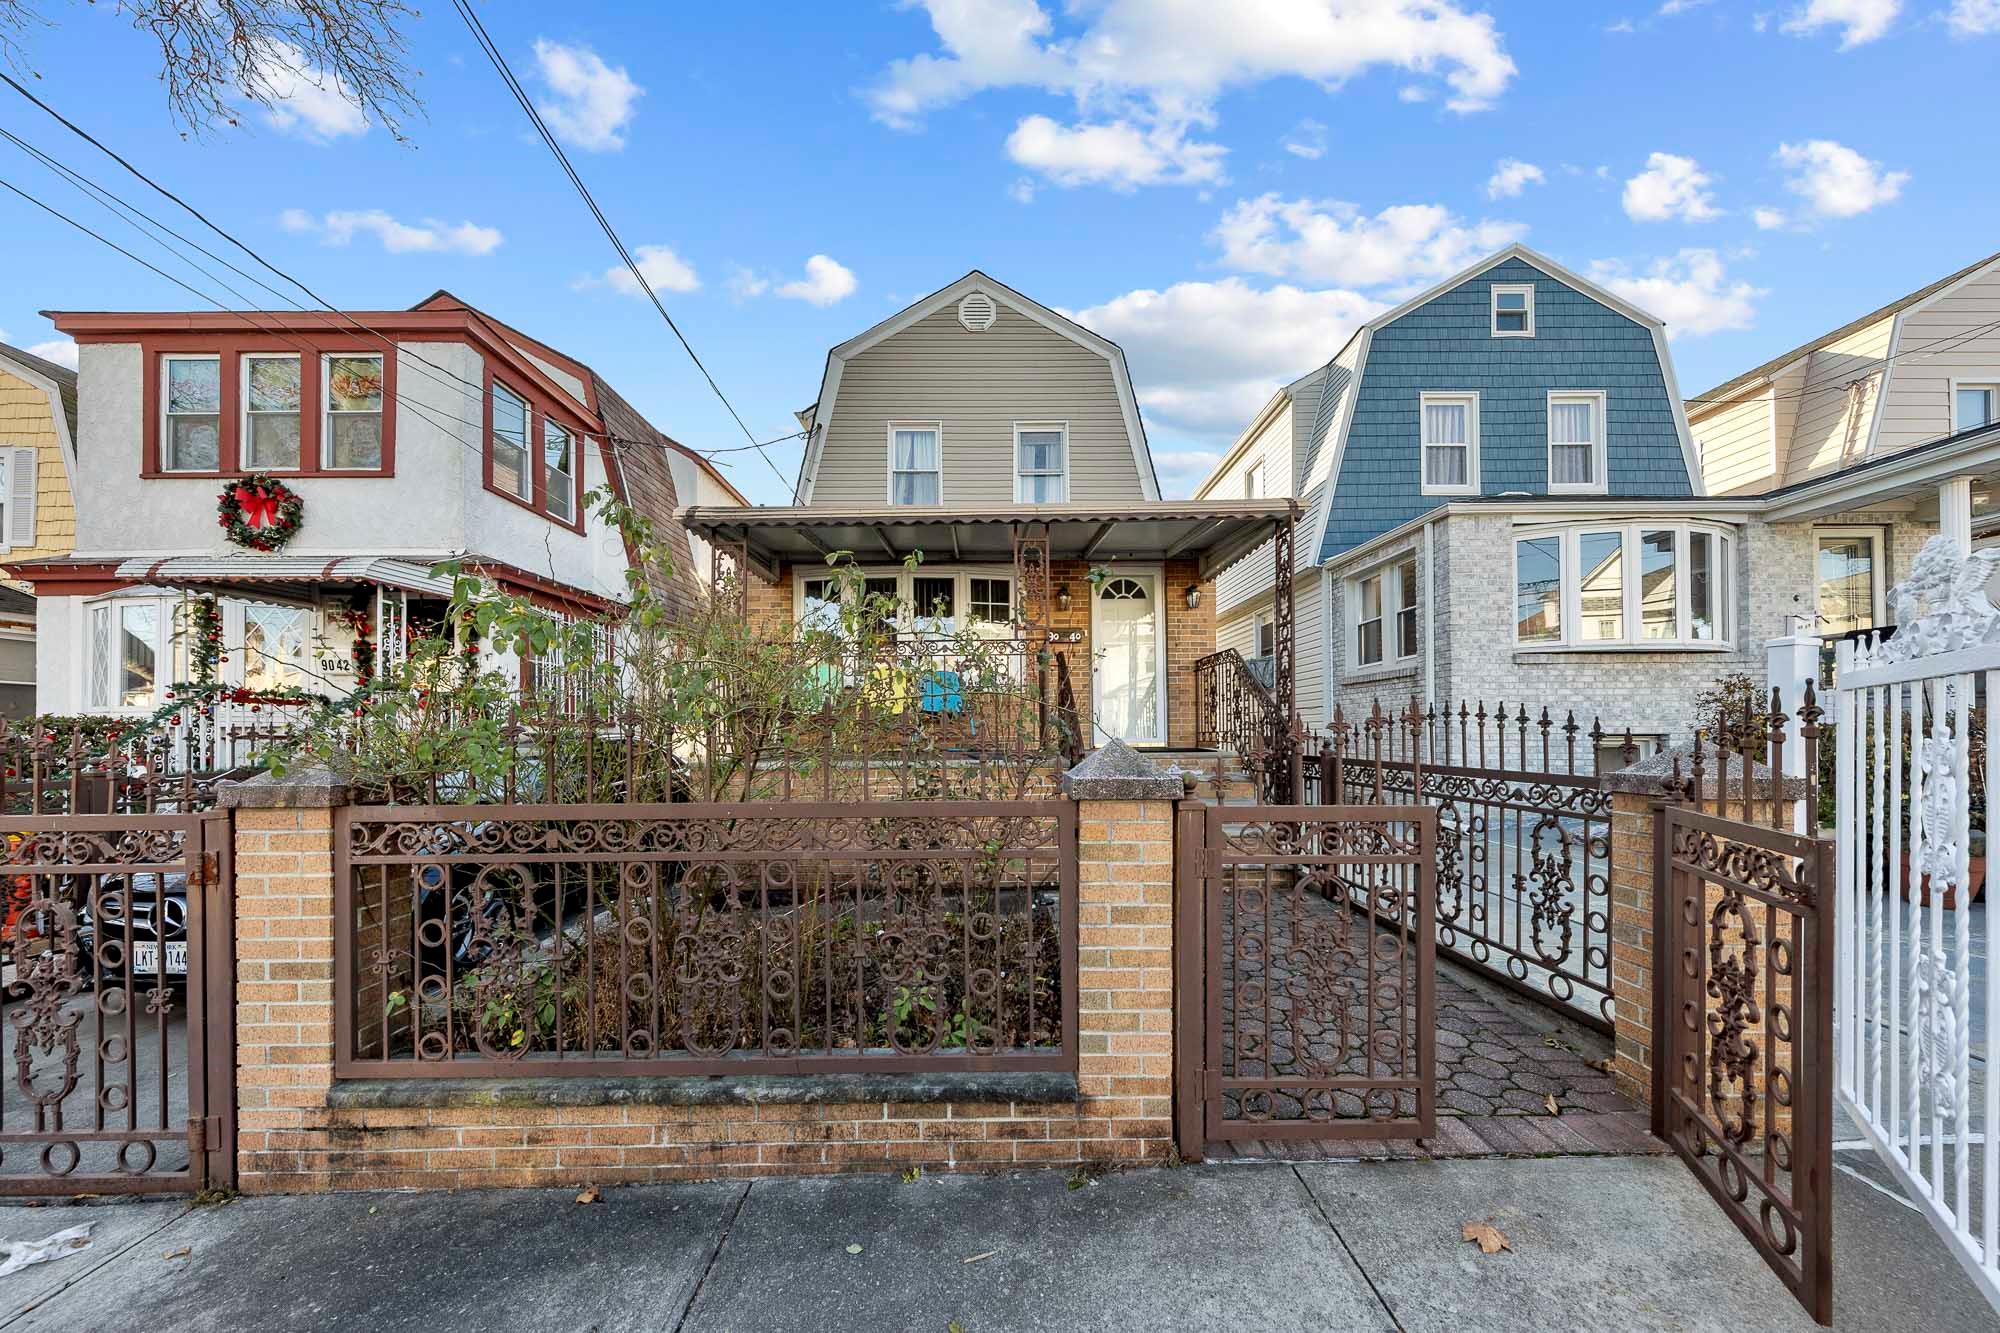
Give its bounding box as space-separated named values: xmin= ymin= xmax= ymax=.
xmin=1781 ymin=0 xmax=1901 ymax=46
xmin=1212 ymin=194 xmax=1524 ymax=291
xmin=1068 ymin=278 xmax=1384 ymax=442
xmin=1949 ymin=0 xmax=2000 ymax=34
xmin=775 ymin=255 xmax=858 ymax=307
xmin=1486 ymin=158 xmax=1545 ymax=200
xmin=868 ymin=1 xmax=1516 ymax=189
xmin=254 ymin=42 xmax=369 ymax=141
xmin=727 ymin=268 xmax=770 ymax=301
xmin=1008 ymin=177 xmax=1038 ymax=204
xmin=1005 ymin=114 xmax=1225 ymax=189
xmin=1753 ymin=206 xmax=1789 ymax=229
xmin=1606 ymin=18 xmax=1638 ymax=32
xmin=532 ymin=40 xmax=643 ymax=152
xmin=1589 ymin=249 xmax=1764 ymax=337
xmin=576 ymin=244 xmax=700 ymax=296
xmin=1282 ymin=119 xmax=1328 ymax=160
xmin=1659 ymin=0 xmax=1714 ymax=13
xmin=1776 ymin=139 xmax=1908 ymax=218
xmin=1621 ymin=152 xmax=1721 ymax=223
xmin=281 ymin=208 xmax=503 ymax=256
xmin=25 ymin=337 xmax=77 ymax=370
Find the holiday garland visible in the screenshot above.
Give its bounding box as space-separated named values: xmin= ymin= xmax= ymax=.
xmin=183 ymin=596 xmax=223 ymax=686
xmin=217 ymin=473 xmax=305 ymax=552
xmin=335 ymin=597 xmax=377 ymax=687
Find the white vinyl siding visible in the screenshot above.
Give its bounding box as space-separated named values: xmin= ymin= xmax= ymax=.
xmin=1876 ymin=262 xmax=2000 ymax=455
xmin=1782 ymin=316 xmax=1894 ymax=487
xmin=812 ymin=302 xmax=1143 ymax=504
xmin=1692 ymin=385 xmax=1779 ymax=497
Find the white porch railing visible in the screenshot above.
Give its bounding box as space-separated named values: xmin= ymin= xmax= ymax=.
xmin=1834 ymin=534 xmax=2000 ymax=1313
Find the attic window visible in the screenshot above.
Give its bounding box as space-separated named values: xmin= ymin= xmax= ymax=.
xmin=1491 ymin=284 xmax=1534 ymax=338
xmin=957 ymin=292 xmax=997 ymax=332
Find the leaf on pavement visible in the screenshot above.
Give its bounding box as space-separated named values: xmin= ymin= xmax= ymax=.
xmin=962 ymin=1251 xmax=996 ymax=1264
xmin=1462 ymin=1221 xmax=1511 ymax=1255
xmin=1545 ymin=1093 xmax=1560 ymax=1116
xmin=846 ymin=1243 xmax=864 ymax=1255
xmin=575 ymin=1185 xmax=601 ymax=1205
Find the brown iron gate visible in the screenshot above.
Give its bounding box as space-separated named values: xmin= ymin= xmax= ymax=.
xmin=0 ymin=812 xmax=235 ymax=1195
xmin=1657 ymin=802 xmax=1833 ymax=1325
xmin=1177 ymin=804 xmax=1436 ymax=1154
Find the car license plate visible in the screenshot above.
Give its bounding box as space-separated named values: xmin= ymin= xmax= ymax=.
xmin=130 ymin=941 xmax=188 ymax=975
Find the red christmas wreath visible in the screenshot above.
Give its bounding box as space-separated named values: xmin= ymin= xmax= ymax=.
xmin=217 ymin=473 xmax=305 ymax=552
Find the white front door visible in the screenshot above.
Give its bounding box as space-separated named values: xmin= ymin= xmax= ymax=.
xmin=1091 ymin=570 xmax=1164 ymax=746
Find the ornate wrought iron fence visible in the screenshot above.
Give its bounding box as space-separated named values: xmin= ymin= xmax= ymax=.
xmin=1304 ymin=699 xmax=1637 ymax=1029
xmin=0 ymin=810 xmax=235 ymax=1195
xmin=0 ymin=724 xmax=260 ymax=817
xmin=333 ymin=801 xmax=1079 ymax=1077
xmin=1658 ymin=694 xmax=1832 ymax=1325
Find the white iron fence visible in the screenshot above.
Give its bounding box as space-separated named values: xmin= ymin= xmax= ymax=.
xmin=1833 ymin=535 xmax=2000 ymax=1312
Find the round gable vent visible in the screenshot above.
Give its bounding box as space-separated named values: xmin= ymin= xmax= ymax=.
xmin=957 ymin=291 xmax=997 ymax=332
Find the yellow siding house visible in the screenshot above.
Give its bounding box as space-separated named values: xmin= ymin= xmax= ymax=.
xmin=0 ymin=341 xmax=79 ymax=717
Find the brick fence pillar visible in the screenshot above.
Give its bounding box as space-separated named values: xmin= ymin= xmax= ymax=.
xmin=219 ymin=768 xmax=348 ymax=1194
xmin=1606 ymin=789 xmax=1660 ymax=1108
xmin=1063 ymin=741 xmax=1189 ymax=1160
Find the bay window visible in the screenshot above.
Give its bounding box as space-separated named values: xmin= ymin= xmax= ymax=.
xmin=1394 ymin=556 xmax=1419 ymax=659
xmin=1514 ymin=522 xmax=1734 ymax=649
xmin=1420 ymin=392 xmax=1478 ymax=495
xmin=242 ymin=354 xmax=302 ymax=469
xmin=87 ymin=599 xmax=165 ymax=711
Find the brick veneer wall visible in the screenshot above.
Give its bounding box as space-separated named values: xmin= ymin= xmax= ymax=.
xmin=228 ymin=786 xmax=1180 ymax=1193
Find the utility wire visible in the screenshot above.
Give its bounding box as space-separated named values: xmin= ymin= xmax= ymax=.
xmin=446 ymin=0 xmax=793 ymax=492
xmin=0 ymin=72 xmax=756 ymax=475
xmin=1685 ymin=315 xmax=2000 ymax=408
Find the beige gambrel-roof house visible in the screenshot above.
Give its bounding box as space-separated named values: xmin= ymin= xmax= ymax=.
xmin=1692 ymin=250 xmax=2000 ymax=496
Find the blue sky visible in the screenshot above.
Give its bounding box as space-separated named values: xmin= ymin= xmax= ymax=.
xmin=0 ymin=0 xmax=1993 ymax=501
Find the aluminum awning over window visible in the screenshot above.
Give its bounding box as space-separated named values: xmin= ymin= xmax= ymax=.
xmin=110 ymin=555 xmax=458 ymax=599
xmin=676 ymin=500 xmax=1300 ymax=581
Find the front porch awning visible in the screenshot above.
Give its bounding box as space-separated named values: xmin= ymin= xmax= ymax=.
xmin=1761 ymin=419 xmax=2000 ymax=523
xmin=677 ymin=500 xmax=1299 ymax=581
xmin=109 ymin=554 xmax=458 ymax=601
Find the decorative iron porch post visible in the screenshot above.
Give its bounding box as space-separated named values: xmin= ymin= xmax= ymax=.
xmin=1272 ymin=502 xmax=1303 ymax=797
xmin=711 ymin=532 xmax=750 ymax=620
xmin=1013 ymin=523 xmax=1054 ymax=748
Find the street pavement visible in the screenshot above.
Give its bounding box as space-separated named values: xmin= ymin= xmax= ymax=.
xmin=0 ymin=1153 xmax=1991 ymax=1332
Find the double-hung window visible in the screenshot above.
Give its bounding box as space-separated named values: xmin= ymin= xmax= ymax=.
xmin=491 ymin=382 xmax=532 ymax=500
xmin=889 ymin=424 xmax=941 ymax=505
xmin=544 ymin=419 xmax=575 ymax=522
xmin=1955 ymin=383 xmax=2000 ymax=433
xmin=242 ymin=354 xmax=302 ymax=469
xmin=1514 ymin=523 xmax=1733 ymax=649
xmin=1491 ymin=283 xmax=1534 ymax=337
xmin=1351 ymin=558 xmax=1420 ymax=669
xmin=1015 ymin=424 xmax=1067 ymax=502
xmin=324 ymin=354 xmax=385 ymax=469
xmin=162 ymin=355 xmax=222 ymax=472
xmin=1420 ymin=392 xmax=1478 ymax=495
xmin=1547 ymin=391 xmax=1606 ymax=494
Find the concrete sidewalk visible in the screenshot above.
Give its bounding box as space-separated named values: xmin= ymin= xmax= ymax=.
xmin=0 ymin=1156 xmax=1991 ymax=1332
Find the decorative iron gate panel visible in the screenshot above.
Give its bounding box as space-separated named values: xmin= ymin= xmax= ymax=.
xmin=1659 ymin=803 xmax=1833 ymax=1324
xmin=1178 ymin=804 xmax=1435 ymax=1150
xmin=0 ymin=812 xmax=234 ymax=1195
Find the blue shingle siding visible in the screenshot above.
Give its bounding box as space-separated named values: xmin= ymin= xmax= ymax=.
xmin=1316 ymin=258 xmax=1691 ymax=563
xmin=1296 ymin=360 xmax=1349 ymax=485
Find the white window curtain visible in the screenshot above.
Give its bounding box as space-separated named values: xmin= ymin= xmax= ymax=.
xmin=891 ymin=428 xmax=940 ymax=505
xmin=1550 ymin=400 xmax=1597 ymax=485
xmin=1423 ymin=402 xmax=1468 ymax=487
xmin=1016 ymin=429 xmax=1066 ymax=502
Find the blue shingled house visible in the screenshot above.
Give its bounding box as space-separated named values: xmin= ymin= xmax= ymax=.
xmin=1200 ymin=244 xmax=1750 ymax=759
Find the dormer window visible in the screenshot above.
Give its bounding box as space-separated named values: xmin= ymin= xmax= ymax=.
xmin=1491 ymin=283 xmax=1534 ymax=338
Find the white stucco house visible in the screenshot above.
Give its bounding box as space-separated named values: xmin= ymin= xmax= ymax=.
xmin=9 ymin=292 xmax=697 ymax=723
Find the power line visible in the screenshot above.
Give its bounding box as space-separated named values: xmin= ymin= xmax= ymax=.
xmin=1686 ymin=315 xmax=2000 ymax=408
xmin=446 ymin=0 xmax=793 ymax=493
xmin=0 ymin=73 xmax=755 ymax=478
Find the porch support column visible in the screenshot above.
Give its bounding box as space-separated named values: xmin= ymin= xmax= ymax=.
xmin=1013 ymin=524 xmax=1054 ymax=749
xmin=1940 ymin=476 xmax=1974 ymax=555
xmin=1272 ymin=505 xmax=1298 ymax=725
